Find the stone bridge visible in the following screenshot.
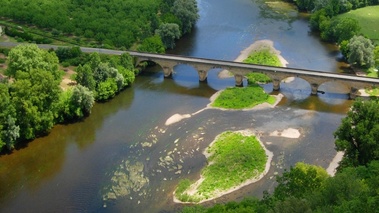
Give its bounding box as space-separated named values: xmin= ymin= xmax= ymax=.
xmin=128 ymin=51 xmax=379 ymax=99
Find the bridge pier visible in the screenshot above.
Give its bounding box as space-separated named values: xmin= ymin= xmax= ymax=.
xmin=234 ymin=74 xmax=244 ymax=87
xmin=198 ymin=70 xmax=208 ymax=82
xmin=273 ymin=79 xmax=280 ymax=91
xmin=311 ymin=83 xmax=319 ymax=95
xmin=349 ymin=87 xmax=358 ymax=99
xmin=163 ymin=66 xmax=173 ymax=78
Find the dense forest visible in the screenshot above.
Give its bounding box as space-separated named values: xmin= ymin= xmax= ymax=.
xmin=0 ymin=0 xmax=199 ymax=52
xmin=0 ymin=44 xmax=136 ymax=152
xmin=285 ymin=0 xmax=379 ymax=69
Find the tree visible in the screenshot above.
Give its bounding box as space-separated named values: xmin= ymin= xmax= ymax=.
xmin=6 ymin=44 xmax=61 ymax=80
xmin=56 ymin=85 xmax=95 ymax=122
xmin=295 ymin=0 xmax=315 ymax=11
xmin=334 ymin=99 xmax=379 ymax=169
xmin=273 ymin=162 xmax=329 ymax=200
xmin=0 ymin=83 xmax=19 ymax=151
xmin=332 ymin=17 xmax=360 ymax=43
xmin=155 ymin=23 xmax=181 ymax=49
xmin=70 ymin=85 xmax=95 ymax=117
xmin=137 ymin=35 xmax=165 ymax=53
xmin=11 ymin=69 xmax=61 ymax=140
xmin=374 ymin=45 xmax=379 ymax=67
xmin=96 ymin=78 xmax=118 ymax=101
xmin=172 ymin=0 xmax=199 ymax=34
xmin=347 ymin=36 xmax=375 ymax=68
xmin=75 ymin=64 xmax=96 ymax=91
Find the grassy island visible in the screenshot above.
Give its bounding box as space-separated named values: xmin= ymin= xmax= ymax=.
xmin=175 ymin=131 xmax=269 ymax=203
xmin=213 ymin=41 xmax=284 ymax=110
xmin=211 ymin=85 xmax=276 ymax=109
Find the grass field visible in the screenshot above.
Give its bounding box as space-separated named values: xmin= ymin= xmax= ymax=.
xmin=338 ymin=6 xmax=379 ymax=44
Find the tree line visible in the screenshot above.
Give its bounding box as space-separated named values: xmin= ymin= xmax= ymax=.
xmin=0 ymin=44 xmax=136 ymax=152
xmin=284 ymin=0 xmax=379 ymax=68
xmin=180 ymin=98 xmax=379 ymax=212
xmin=0 ymin=0 xmax=198 ymax=52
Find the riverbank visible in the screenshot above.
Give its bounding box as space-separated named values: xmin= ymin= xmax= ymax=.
xmin=218 ymin=39 xmax=288 ymax=78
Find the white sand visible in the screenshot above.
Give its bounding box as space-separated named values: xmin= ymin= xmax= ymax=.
xmin=165 ymin=113 xmax=191 ymax=126
xmin=269 ymin=128 xmax=301 ymax=138
xmin=173 ymin=130 xmax=273 ymax=204
xmin=326 ymin=151 xmax=344 ymax=176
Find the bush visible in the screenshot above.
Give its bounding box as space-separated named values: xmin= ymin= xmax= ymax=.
xmin=246 ymin=73 xmax=272 ymax=84
xmin=243 ymin=49 xmax=282 ymax=67
xmin=212 ymin=85 xmax=273 ymax=109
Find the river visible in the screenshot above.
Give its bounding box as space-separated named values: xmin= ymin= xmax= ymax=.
xmin=0 ymin=0 xmax=352 ymax=212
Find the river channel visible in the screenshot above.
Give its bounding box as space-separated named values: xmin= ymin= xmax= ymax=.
xmin=0 ymin=0 xmax=353 ymax=212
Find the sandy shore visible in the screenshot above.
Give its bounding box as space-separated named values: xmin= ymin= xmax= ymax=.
xmin=326 ymin=151 xmax=344 ymax=176
xmin=218 ymin=39 xmax=288 ymax=78
xmin=173 ymin=130 xmax=273 ymax=204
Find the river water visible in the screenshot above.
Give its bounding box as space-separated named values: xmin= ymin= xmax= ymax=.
xmin=0 ymin=0 xmax=352 ymax=212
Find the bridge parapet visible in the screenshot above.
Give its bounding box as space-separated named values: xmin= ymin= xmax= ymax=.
xmin=129 ymin=51 xmax=379 ymax=99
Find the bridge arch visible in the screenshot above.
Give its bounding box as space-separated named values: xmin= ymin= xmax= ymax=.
xmin=129 ymin=52 xmax=379 ymax=99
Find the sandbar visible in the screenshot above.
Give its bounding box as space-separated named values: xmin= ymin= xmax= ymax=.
xmin=218 ymin=39 xmax=288 ymax=78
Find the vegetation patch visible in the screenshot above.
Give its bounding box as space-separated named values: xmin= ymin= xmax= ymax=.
xmin=365 ymin=87 xmax=379 ymax=96
xmin=366 ymin=67 xmax=378 ymax=78
xmin=246 ymin=72 xmax=272 ymax=84
xmin=211 ymin=85 xmax=275 ymax=109
xmin=175 ymin=131 xmax=268 ymax=203
xmin=337 ymin=6 xmax=379 ymax=44
xmin=243 ymin=48 xmax=282 ymax=67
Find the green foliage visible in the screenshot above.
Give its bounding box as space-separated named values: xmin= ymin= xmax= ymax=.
xmin=137 ymin=35 xmax=165 ymax=53
xmin=155 ymin=23 xmax=181 ymax=49
xmin=6 ymin=44 xmax=61 ymax=80
xmin=339 ymin=40 xmax=350 ymax=59
xmin=74 ymin=52 xmax=136 ymax=101
xmin=272 ymin=197 xmax=312 ymax=213
xmin=96 ymin=78 xmax=118 ymax=101
xmin=56 ymin=85 xmax=95 ymax=122
xmin=55 ymin=46 xmax=83 ymax=65
xmin=182 ymin=160 xmax=379 ymax=212
xmin=336 ymin=5 xmax=379 ymax=44
xmin=212 ymin=85 xmax=274 ymax=109
xmin=332 ymin=17 xmax=361 ymax=43
xmin=172 ymin=0 xmax=199 ymax=34
xmin=347 ymin=35 xmax=375 ymax=68
xmin=273 ymin=162 xmax=329 ymax=200
xmin=200 ymin=132 xmax=267 ymax=193
xmin=246 ymin=73 xmax=272 ymax=84
xmin=0 ymin=83 xmax=19 ymax=151
xmin=0 ymin=0 xmax=199 ymax=49
xmin=117 ymin=66 xmax=135 ymax=87
xmin=309 ymin=9 xmax=329 ymax=31
xmin=374 ymin=45 xmax=379 ymax=67
xmin=334 ymin=99 xmax=379 ymax=169
xmin=11 ymin=69 xmax=61 ymax=140
xmin=75 ymin=64 xmax=96 ymax=91
xmin=243 ymin=49 xmax=282 ymax=67
xmin=294 ymin=0 xmax=315 ymax=11
xmin=366 ymin=67 xmax=379 ymax=78
xmin=319 ymin=17 xmax=360 ymax=43
xmin=176 ymin=131 xmax=267 ymax=202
